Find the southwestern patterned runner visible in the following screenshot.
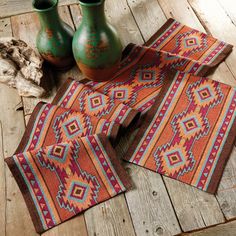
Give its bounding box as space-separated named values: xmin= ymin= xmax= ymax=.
xmin=52 ymin=77 xmax=140 ymax=128
xmin=15 ymin=102 xmax=121 ymax=154
xmin=124 ymin=71 xmax=236 ymax=193
xmin=6 ymin=134 xmax=131 ymax=233
xmin=5 ymin=18 xmax=235 ymax=234
xmin=84 ymin=19 xmax=232 ymax=114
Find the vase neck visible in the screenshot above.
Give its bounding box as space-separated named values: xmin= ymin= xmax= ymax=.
xmin=80 ymin=1 xmax=107 ymax=27
xmin=36 ymin=4 xmax=62 ymax=29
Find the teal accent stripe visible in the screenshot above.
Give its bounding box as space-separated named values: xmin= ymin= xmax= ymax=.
xmin=150 ymin=21 xmax=182 ymax=48
xmin=130 ymin=72 xmax=187 ymax=163
xmin=85 ymin=136 xmax=117 ymax=195
xmin=13 ymin=154 xmax=48 ymax=230
xmin=95 ymin=136 xmax=126 ymax=191
xmin=58 ymin=81 xmax=76 ymax=105
xmin=203 ymin=91 xmax=236 ymax=190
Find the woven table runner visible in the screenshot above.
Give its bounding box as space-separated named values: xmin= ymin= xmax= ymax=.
xmin=124 ymin=71 xmax=236 ymax=193
xmin=6 ymin=134 xmax=131 ymax=233
xmin=15 ymin=102 xmax=121 ymax=154
xmin=5 ymin=18 xmax=235 ymax=234
xmin=52 ymin=77 xmax=140 ymax=128
xmin=84 ymin=19 xmax=232 ymax=114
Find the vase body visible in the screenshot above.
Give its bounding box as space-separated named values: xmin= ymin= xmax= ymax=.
xmin=72 ymin=0 xmax=122 ymax=81
xmin=33 ymin=0 xmax=75 ymax=70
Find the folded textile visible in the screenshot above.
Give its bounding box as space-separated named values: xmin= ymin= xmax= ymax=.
xmin=83 ymin=18 xmax=232 ymax=114
xmin=124 ymin=71 xmax=236 ymax=193
xmin=6 ymin=134 xmax=131 ymax=233
xmin=15 ymin=102 xmax=121 ymax=154
xmin=52 ymin=77 xmax=140 ymax=128
xmin=145 ymin=18 xmax=233 ymax=76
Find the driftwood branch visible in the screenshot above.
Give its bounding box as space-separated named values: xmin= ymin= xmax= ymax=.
xmin=0 ymin=37 xmax=46 ymax=97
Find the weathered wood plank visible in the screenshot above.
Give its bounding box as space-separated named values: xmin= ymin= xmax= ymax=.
xmin=0 ymin=0 xmax=77 ymax=19
xmin=69 ymin=3 xmax=138 ymax=236
xmin=0 ymin=17 xmax=11 ymax=236
xmin=10 ymin=6 xmax=89 ymax=236
xmin=72 ymin=0 xmax=181 ymax=235
xmin=183 ymin=220 xmax=236 ymax=236
xmin=0 ymin=17 xmax=37 ymax=236
xmin=188 ymin=0 xmax=236 ymax=220
xmin=128 ymin=0 xmax=226 ymax=231
xmin=189 ymin=0 xmax=236 ymax=79
xmin=218 ymin=0 xmax=236 ymax=25
xmin=84 ymin=195 xmax=135 ymax=236
xmin=10 ymin=6 xmax=77 ymax=116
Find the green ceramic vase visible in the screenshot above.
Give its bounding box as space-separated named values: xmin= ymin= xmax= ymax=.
xmin=33 ymin=0 xmax=75 ymax=70
xmin=72 ymin=0 xmax=123 ymax=81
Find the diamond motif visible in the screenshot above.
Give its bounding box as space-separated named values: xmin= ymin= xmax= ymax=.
xmin=182 ymin=117 xmax=199 ymax=132
xmin=68 ymin=181 xmax=89 ymax=203
xmin=113 ymin=89 xmax=127 ymax=100
xmin=48 ymin=144 xmax=69 ymax=163
xmin=88 ymin=95 xmax=104 ymax=110
xmin=139 ymin=70 xmax=156 ymax=82
xmin=197 ymin=87 xmax=212 ymax=101
xmin=184 ymin=37 xmax=199 ymax=47
xmin=165 ymin=150 xmax=184 ymax=167
xmin=63 ymin=117 xmax=83 ymax=138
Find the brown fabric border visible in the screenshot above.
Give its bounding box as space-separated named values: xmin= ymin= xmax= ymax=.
xmin=15 ymin=102 xmax=45 ymax=154
xmin=97 ymin=134 xmax=132 ymax=190
xmin=144 ymin=18 xmax=175 ymax=47
xmin=51 ymin=77 xmax=74 ymax=105
xmin=123 ymin=69 xmax=177 ymax=161
xmin=5 ymin=156 xmax=44 ymax=233
xmin=207 ymin=114 xmax=236 ymax=193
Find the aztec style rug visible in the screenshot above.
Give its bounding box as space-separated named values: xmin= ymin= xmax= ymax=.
xmin=6 ymin=134 xmax=131 ymax=233
xmin=6 ymin=18 xmax=236 ymax=233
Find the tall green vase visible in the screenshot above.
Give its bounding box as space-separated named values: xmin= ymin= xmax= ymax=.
xmin=33 ymin=0 xmax=75 ymax=70
xmin=72 ymin=0 xmax=122 ymax=81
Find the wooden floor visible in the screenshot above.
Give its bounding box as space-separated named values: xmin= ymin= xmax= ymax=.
xmin=0 ymin=0 xmax=236 ymax=235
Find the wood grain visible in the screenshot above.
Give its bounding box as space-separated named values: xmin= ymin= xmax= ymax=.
xmin=183 ymin=220 xmax=236 ymax=236
xmin=9 ymin=5 xmax=89 ymax=236
xmin=188 ymin=0 xmax=236 ymax=221
xmin=0 ymin=0 xmax=77 ymax=19
xmin=0 ymin=16 xmax=37 ymax=236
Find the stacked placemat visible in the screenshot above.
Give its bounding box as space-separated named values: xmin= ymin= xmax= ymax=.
xmin=5 ymin=19 xmax=236 ymax=233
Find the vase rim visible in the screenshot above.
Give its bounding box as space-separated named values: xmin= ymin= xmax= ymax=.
xmin=32 ymin=0 xmax=58 ymax=12
xmin=79 ymin=0 xmax=104 ymax=7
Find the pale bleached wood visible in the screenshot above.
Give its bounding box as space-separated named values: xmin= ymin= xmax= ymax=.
xmin=10 ymin=6 xmax=89 ymax=236
xmin=126 ymin=0 xmax=166 ymax=41
xmin=69 ymin=4 xmax=137 ymax=236
xmin=215 ymin=147 xmax=236 ymax=220
xmin=10 ymin=6 xmax=78 ymax=116
xmin=189 ymin=0 xmax=236 ymax=79
xmin=0 ymin=0 xmax=77 ymax=19
xmin=184 ymin=220 xmax=236 ymax=236
xmin=0 ymin=17 xmax=11 ymax=236
xmin=158 ymin=0 xmax=236 ymax=87
xmin=128 ymin=0 xmax=226 ymax=232
xmin=0 ymin=17 xmax=37 ymax=236
xmin=218 ymin=0 xmax=236 ymax=25
xmin=84 ymin=195 xmax=135 ymax=236
xmin=72 ymin=1 xmax=181 ymax=235
xmin=188 ymin=0 xmax=236 ymax=220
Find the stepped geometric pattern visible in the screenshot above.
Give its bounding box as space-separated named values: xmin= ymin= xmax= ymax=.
xmin=6 ymin=135 xmax=130 ymax=233
xmin=18 ymin=103 xmax=120 ymax=152
xmin=52 ymin=79 xmax=139 ymax=128
xmin=125 ymin=71 xmax=236 ymax=193
xmin=6 ymin=18 xmax=235 ymax=234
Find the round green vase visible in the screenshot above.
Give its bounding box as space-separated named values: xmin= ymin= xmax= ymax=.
xmin=72 ymin=0 xmax=122 ymax=81
xmin=33 ymin=0 xmax=75 ymax=70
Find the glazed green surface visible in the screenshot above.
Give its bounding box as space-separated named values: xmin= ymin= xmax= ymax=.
xmin=72 ymin=0 xmax=122 ymax=68
xmin=34 ymin=0 xmax=74 ymax=68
